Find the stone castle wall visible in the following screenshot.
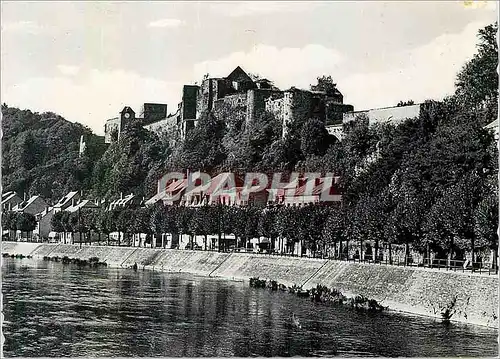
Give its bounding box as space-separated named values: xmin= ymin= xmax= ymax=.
xmin=343 ymin=104 xmax=422 ymax=126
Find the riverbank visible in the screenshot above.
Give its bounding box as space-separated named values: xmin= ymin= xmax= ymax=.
xmin=2 ymin=242 xmax=498 ymax=328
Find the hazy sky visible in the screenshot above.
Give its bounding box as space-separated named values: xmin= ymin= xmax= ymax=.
xmin=1 ymin=1 xmax=497 ymax=134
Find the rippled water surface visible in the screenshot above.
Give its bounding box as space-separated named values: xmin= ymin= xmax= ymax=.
xmin=2 ymin=258 xmax=498 ymax=357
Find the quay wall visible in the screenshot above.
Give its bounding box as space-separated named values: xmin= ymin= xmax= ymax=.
xmin=2 ymin=243 xmax=498 ymax=328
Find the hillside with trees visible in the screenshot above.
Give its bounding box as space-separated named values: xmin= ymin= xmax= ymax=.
xmin=1 ymin=105 xmax=107 ymax=201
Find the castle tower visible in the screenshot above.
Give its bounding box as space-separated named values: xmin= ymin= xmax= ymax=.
xmin=120 ymin=106 xmax=136 ymax=123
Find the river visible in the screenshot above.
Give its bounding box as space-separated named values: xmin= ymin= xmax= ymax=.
xmin=2 ymin=257 xmax=498 ymax=357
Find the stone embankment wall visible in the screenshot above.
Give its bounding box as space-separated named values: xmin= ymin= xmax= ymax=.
xmin=2 ymin=243 xmax=498 ymax=328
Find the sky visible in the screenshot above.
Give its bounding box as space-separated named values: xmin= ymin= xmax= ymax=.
xmin=1 ymin=1 xmax=498 ymax=135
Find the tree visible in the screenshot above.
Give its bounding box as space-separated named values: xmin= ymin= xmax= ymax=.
xmin=16 ymin=213 xmax=37 ymax=240
xmin=423 ymin=175 xmax=479 ymax=266
xmin=258 ymin=206 xmax=280 ymax=252
xmin=3 ymin=212 xmax=18 ymax=240
xmin=189 ymin=206 xmax=217 ymax=250
xmin=245 ymin=205 xmax=261 ymax=250
xmin=300 ymin=118 xmax=331 ymax=157
xmin=386 ymin=190 xmax=424 ymax=264
xmin=131 ymin=207 xmax=152 ymax=247
xmin=171 ymin=111 xmax=227 ymax=173
xmin=97 ymin=209 xmax=113 ymax=246
xmin=474 ymin=178 xmax=499 ymax=269
xmin=92 ymin=122 xmax=170 ymax=199
xmin=455 ymin=22 xmax=498 ymax=114
xmin=275 ymin=206 xmax=302 ymax=255
xmin=116 ymin=208 xmax=134 ymax=246
xmin=310 ymin=75 xmax=339 ymax=95
xmin=175 ymin=206 xmax=194 ymax=249
xmin=149 ymin=203 xmax=166 ymax=247
xmin=396 ymin=100 xmax=415 ymax=107
xmin=323 ymin=206 xmax=346 ymax=259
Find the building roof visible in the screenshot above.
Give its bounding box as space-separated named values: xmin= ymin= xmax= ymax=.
xmin=182 ymin=173 xmax=245 ymax=198
xmin=226 ymin=66 xmax=253 ymax=83
xmin=12 ymin=195 xmax=45 ymax=212
xmin=54 ymin=191 xmax=79 ymax=208
xmin=2 ymin=191 xmax=20 ymax=204
xmin=145 ymin=192 xmax=165 ymax=206
xmin=109 ymin=194 xmax=136 ymax=209
xmin=121 ymin=106 xmax=135 ymax=114
xmin=484 ymin=119 xmax=498 ymax=130
xmin=36 ymin=206 xmax=54 ymax=219
xmin=66 ymin=200 xmax=99 ymax=213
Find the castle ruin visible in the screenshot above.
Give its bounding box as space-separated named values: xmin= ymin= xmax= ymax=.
xmin=104 ymin=66 xmax=354 ymax=143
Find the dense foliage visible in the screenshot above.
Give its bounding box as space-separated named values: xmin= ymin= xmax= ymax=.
xmin=2 ymin=211 xmax=37 ymax=239
xmin=1 ymin=105 xmax=107 ymax=201
xmin=91 ymin=121 xmax=171 ymax=200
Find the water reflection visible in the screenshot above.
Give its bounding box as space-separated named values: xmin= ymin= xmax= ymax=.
xmin=2 ymin=258 xmax=498 ymax=357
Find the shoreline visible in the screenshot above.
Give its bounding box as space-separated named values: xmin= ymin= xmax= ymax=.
xmin=2 ymin=242 xmax=498 ymax=329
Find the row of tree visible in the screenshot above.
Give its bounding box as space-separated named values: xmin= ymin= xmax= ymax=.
xmin=42 ymin=193 xmax=497 ymax=266
xmin=2 ymin=212 xmax=37 ymax=239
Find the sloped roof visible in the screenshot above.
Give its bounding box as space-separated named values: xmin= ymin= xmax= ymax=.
xmin=485 ymin=119 xmax=498 ymax=130
xmin=66 ymin=199 xmax=99 ymax=213
xmin=2 ymin=191 xmax=21 ymax=204
xmin=121 ymin=106 xmax=135 ymax=114
xmin=54 ymin=191 xmax=79 ymax=208
xmin=145 ymin=192 xmax=164 ymax=206
xmin=110 ymin=194 xmax=135 ymax=207
xmin=183 ymin=173 xmax=245 ymax=197
xmin=226 ymin=66 xmax=253 ymax=83
xmin=12 ymin=195 xmax=46 ymax=212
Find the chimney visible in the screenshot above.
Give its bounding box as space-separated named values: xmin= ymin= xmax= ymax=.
xmin=71 ymin=198 xmax=75 ymax=207
xmin=24 ymin=192 xmax=27 ymax=201
xmin=80 ymin=190 xmax=83 ymax=198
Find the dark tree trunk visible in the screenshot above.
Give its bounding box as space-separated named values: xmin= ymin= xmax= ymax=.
xmin=389 ymin=243 xmax=393 ymax=264
xmin=447 ymin=238 xmax=454 ymax=268
xmin=491 ymin=247 xmax=498 ymax=270
xmin=360 ymin=237 xmax=363 ymax=262
xmin=405 ymin=242 xmax=410 ymax=265
xmin=471 ymin=236 xmax=475 ymax=264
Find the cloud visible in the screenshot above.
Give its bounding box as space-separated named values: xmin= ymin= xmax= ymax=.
xmin=209 ymin=2 xmax=316 ymax=17
xmin=193 ymin=44 xmax=343 ymax=90
xmin=57 ymin=65 xmax=80 ymax=76
xmin=339 ymin=21 xmax=488 ymax=109
xmin=1 ymin=20 xmax=45 ymax=34
xmin=148 ymin=18 xmax=185 ymax=28
xmin=193 ymin=20 xmax=490 ymax=110
xmin=2 ymin=69 xmax=184 ymax=135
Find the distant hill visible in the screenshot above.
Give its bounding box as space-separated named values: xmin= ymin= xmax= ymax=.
xmin=1 ymin=104 xmax=107 ymax=202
